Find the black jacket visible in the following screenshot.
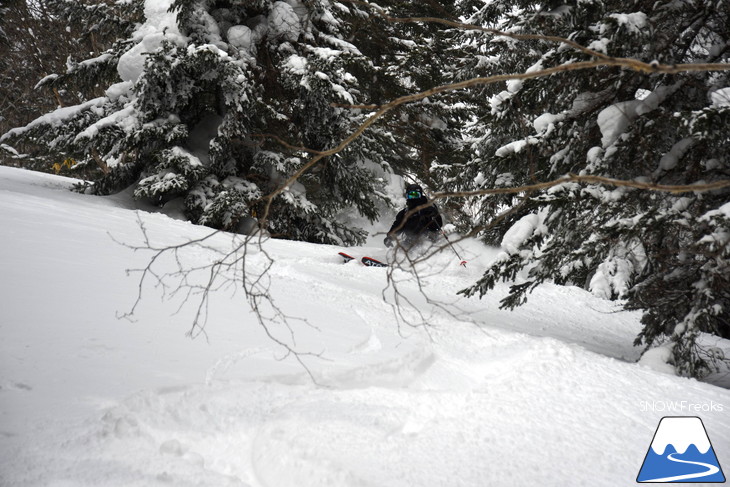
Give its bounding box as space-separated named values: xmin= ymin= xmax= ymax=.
xmin=388 ymin=197 xmax=443 ymax=243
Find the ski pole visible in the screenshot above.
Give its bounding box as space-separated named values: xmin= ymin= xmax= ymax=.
xmin=442 ymin=231 xmax=467 ymax=267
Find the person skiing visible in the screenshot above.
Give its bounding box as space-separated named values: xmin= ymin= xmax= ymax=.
xmin=384 ymin=183 xmax=443 ymax=248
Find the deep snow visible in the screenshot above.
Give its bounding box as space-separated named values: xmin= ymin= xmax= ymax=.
xmin=1 ymin=165 xmax=729 ymax=486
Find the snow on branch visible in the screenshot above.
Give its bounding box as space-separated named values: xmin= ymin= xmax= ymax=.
xmin=0 ymin=97 xmax=106 ymax=143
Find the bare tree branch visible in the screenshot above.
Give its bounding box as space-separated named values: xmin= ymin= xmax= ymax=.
xmin=114 ymin=214 xmax=324 ymax=382
xmin=434 ymin=173 xmax=730 ymax=198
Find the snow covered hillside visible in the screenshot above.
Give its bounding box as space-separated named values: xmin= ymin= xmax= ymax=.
xmin=1 ymin=165 xmax=728 ymax=486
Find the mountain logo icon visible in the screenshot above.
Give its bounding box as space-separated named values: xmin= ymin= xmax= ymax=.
xmin=637 ymin=416 xmax=726 ymax=483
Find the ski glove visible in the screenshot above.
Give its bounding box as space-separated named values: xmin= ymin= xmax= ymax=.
xmin=384 ymin=236 xmax=393 ymax=247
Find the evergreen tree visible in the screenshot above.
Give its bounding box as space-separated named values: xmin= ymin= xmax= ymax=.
xmin=440 ymin=0 xmax=730 ymax=377
xmin=1 ymin=0 xmax=469 ymax=243
xmin=0 ymin=0 xmax=106 ymax=171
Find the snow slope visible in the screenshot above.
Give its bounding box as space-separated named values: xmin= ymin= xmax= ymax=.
xmin=1 ymin=165 xmax=728 ymax=486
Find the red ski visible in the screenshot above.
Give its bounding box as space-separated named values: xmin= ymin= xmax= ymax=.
xmin=338 ymin=251 xmax=356 ymax=263
xmin=361 ymin=256 xmax=387 ymax=267
xmin=338 ymin=252 xmax=388 ymax=267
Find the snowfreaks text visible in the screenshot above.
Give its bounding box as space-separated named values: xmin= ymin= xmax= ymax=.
xmin=639 ymin=401 xmax=724 ymax=413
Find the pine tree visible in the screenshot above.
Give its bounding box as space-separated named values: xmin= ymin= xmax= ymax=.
xmin=1 ymin=0 xmax=469 ymax=244
xmin=441 ymin=0 xmax=730 ymax=378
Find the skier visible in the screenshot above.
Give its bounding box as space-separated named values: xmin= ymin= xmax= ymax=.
xmin=384 ymin=183 xmax=443 ymax=248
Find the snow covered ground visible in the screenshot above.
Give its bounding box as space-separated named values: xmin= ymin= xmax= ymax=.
xmin=1 ymin=165 xmax=728 ymax=486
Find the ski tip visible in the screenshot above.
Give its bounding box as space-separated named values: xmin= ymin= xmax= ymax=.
xmin=361 ymin=256 xmax=387 ymax=267
xmin=338 ymin=251 xmax=355 ymax=263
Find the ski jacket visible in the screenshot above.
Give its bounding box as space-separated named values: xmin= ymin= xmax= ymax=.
xmin=387 ymin=198 xmax=443 ymax=243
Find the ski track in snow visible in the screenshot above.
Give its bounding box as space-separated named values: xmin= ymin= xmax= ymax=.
xmin=1 ymin=166 xmax=729 ymax=487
